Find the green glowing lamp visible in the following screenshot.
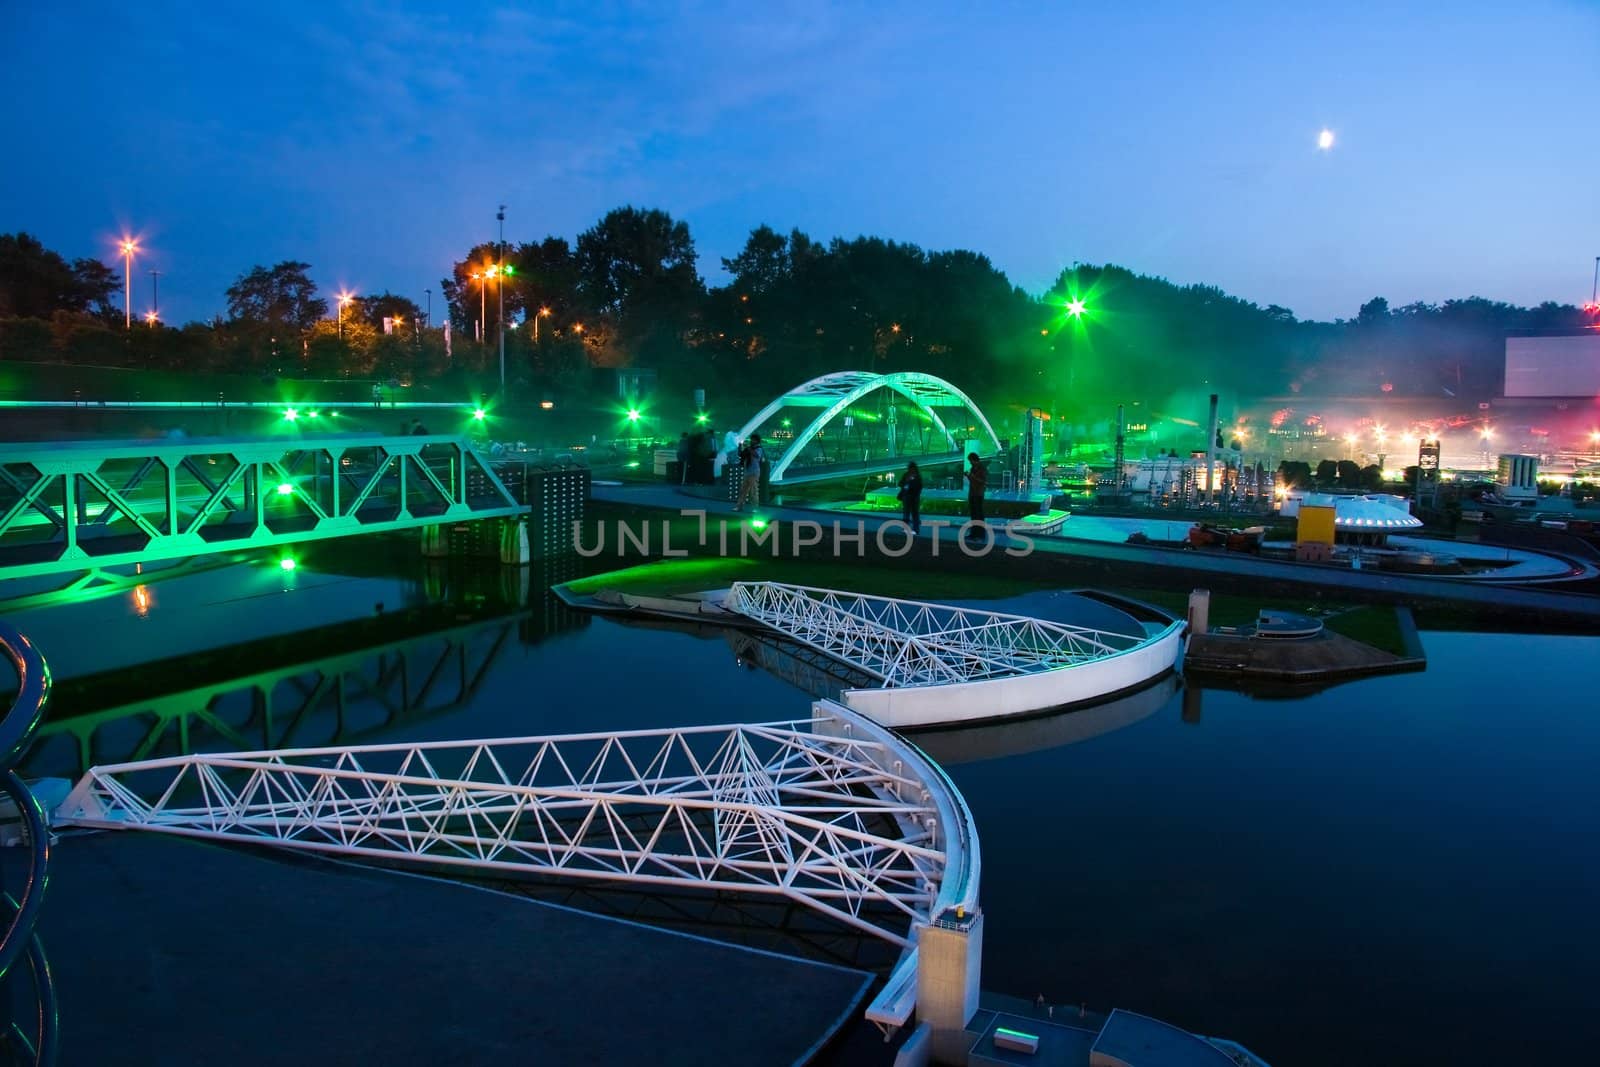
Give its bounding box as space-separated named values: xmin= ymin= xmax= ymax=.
xmin=695 ymin=412 xmax=708 ymax=424
xmin=627 ymin=409 xmax=641 ymax=422
xmin=1065 ymin=298 xmax=1087 ymax=318
xmin=279 ymin=557 xmax=297 ymax=571
xmin=283 ymin=408 xmax=299 ymax=422
xmin=502 ymin=264 xmax=514 ymax=275
xmin=275 ymin=483 xmax=293 ymax=496
xmin=306 ymin=410 xmax=321 ymax=418
xmin=472 ymin=408 xmax=487 ymax=421
xmin=750 ymin=518 xmax=768 ymax=530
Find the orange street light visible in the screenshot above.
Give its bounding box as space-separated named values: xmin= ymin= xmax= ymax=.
xmin=144 ymin=310 xmax=159 ymax=325
xmin=533 ymin=305 xmax=552 ymax=342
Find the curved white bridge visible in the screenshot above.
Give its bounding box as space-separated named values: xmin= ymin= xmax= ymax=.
xmin=725 ymin=582 xmax=1186 ymax=728
xmin=52 ymin=700 xmax=979 ymax=1034
xmin=732 ymin=370 xmax=1002 ymax=485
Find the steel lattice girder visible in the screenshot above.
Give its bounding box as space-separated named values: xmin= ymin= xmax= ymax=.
xmin=0 ymin=434 xmax=523 ymax=581
xmin=728 ymin=582 xmax=1145 ymax=687
xmin=54 ymin=704 xmax=979 ymax=947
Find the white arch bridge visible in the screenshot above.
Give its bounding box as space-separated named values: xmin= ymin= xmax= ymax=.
xmin=733 ymin=371 xmax=1002 ymax=485
xmin=51 ymin=699 xmax=979 ymax=1036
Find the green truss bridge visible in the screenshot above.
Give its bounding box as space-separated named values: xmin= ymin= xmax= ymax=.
xmin=0 ymin=433 xmax=524 ymax=591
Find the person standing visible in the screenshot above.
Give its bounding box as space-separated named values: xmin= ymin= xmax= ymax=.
xmin=734 ymin=434 xmax=764 ymax=511
xmin=898 ymin=461 xmax=923 ymax=533
xmin=965 ymin=452 xmax=988 ymax=535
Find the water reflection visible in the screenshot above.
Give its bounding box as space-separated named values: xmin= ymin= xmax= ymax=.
xmin=911 ymin=675 xmax=1183 ymax=765
xmin=23 ymin=578 xmax=590 ymax=780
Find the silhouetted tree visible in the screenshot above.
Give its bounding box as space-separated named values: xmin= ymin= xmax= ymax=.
xmin=225 ymin=262 xmax=327 ymax=334
xmin=0 ymin=232 xmax=121 ymax=320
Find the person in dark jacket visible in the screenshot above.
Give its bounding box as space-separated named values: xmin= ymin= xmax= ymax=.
xmin=965 ymin=453 xmax=988 ymax=533
xmin=898 ymin=461 xmax=923 ymax=533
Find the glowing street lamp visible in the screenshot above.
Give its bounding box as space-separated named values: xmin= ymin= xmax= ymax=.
xmin=533 ymin=306 xmax=552 ymax=342
xmin=1065 ymin=298 xmax=1086 ymax=318
xmin=144 ymin=310 xmax=159 ymax=326
xmin=337 ymin=291 xmax=355 ymax=341
xmin=119 ymin=237 xmax=139 ymax=329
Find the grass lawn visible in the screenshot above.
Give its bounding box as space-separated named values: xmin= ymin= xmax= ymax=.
xmin=1323 ymin=605 xmax=1408 ymax=655
xmin=563 ymin=555 xmax=1045 ymax=602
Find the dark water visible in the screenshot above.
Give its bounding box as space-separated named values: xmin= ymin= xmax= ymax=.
xmin=10 ymin=554 xmax=1600 ymax=1066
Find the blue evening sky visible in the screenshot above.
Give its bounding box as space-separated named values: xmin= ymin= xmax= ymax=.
xmin=3 ymin=0 xmax=1596 ymax=327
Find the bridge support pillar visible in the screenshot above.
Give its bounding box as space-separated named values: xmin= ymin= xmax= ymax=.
xmin=917 ymin=906 xmax=983 ymax=1065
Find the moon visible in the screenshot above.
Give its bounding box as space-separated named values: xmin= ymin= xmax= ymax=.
xmin=1318 ymin=128 xmax=1335 ymax=150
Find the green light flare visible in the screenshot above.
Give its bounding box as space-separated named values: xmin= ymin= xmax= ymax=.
xmin=283 ymin=408 xmax=298 ymax=422
xmin=279 ymin=557 xmax=297 ymax=571
xmin=472 ymin=408 xmax=487 ymax=420
xmin=627 ymin=409 xmax=641 ymax=422
xmin=695 ymin=412 xmax=709 ymax=424
xmin=275 ymin=483 xmax=293 ymax=496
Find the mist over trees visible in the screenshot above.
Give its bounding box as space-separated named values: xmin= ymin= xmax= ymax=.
xmin=0 ymin=222 xmax=1591 ymax=415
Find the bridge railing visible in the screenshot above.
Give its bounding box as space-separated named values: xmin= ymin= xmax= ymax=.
xmin=0 ymin=621 xmax=59 ymax=1065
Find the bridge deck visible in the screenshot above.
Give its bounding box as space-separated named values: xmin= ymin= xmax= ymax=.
xmin=33 ymin=831 xmax=873 ymax=1066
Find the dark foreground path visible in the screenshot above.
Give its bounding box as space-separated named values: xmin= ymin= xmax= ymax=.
xmin=36 ymin=832 xmax=874 ymax=1066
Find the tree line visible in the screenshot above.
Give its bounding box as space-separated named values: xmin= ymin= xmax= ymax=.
xmin=2 ymin=220 xmax=1591 ymax=412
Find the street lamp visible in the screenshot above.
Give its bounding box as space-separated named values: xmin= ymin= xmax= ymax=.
xmin=478 ymin=268 xmax=496 ymax=345
xmin=337 ymin=292 xmax=354 ymax=341
xmin=119 ymin=237 xmax=139 ymax=329
xmin=533 ymin=306 xmax=551 ymax=342
xmin=496 ymin=204 xmax=507 ymax=393
xmin=143 ymin=310 xmax=158 ymax=326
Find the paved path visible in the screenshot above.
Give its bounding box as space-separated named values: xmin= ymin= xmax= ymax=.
xmin=592 ymin=483 xmax=1600 ymax=622
xmin=36 ymin=832 xmax=874 ymax=1067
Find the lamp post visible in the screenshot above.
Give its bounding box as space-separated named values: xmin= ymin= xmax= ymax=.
xmin=149 ymin=269 xmax=160 ymax=320
xmin=119 ymin=238 xmax=138 ymax=329
xmin=496 ymin=206 xmax=507 ymax=391
xmin=337 ymin=292 xmax=354 ymax=341
xmin=533 ymin=306 xmax=551 ymax=342
xmin=424 ymin=288 xmax=431 ymax=329
xmin=474 ymin=271 xmax=488 ymax=344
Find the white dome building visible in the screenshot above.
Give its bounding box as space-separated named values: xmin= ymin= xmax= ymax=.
xmin=1281 ymin=492 xmax=1423 ymax=545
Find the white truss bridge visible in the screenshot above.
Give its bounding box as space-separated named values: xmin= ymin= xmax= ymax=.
xmin=727 ymin=581 xmax=1144 ymax=685
xmin=722 ymin=582 xmax=1186 ymax=729
xmin=52 ymin=702 xmax=977 ymax=953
